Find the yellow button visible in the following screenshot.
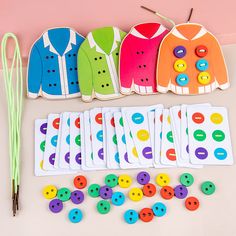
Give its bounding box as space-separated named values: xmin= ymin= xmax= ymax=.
xmin=156 ymin=173 xmax=170 ymax=187
xmin=210 ymin=113 xmax=223 ymax=124
xmin=197 ymin=72 xmax=211 ymax=85
xmin=137 ymin=129 xmax=150 ymax=141
xmin=43 ymin=185 xmax=57 ymax=199
xmin=128 ymin=187 xmax=143 ymax=201
xmin=118 ymin=175 xmax=132 ymax=188
xmin=174 ymin=59 xmax=187 ymax=72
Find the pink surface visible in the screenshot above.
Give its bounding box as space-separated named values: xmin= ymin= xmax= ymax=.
xmin=1 ymin=0 xmax=236 ymax=59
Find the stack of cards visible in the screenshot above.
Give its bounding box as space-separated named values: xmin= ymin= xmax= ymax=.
xmin=35 ymin=104 xmax=234 ymax=176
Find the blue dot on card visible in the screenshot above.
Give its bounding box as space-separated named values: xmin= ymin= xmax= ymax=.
xmin=115 ymin=152 xmax=120 ymax=164
xmin=132 ymin=113 xmax=144 ymax=124
xmin=51 ymin=135 xmax=58 ymax=147
xmin=160 ymin=132 xmax=162 ymax=139
xmin=122 ymin=134 xmax=126 ymax=144
xmin=67 ymin=118 xmax=70 ymax=126
xmin=66 ymin=135 xmax=70 ymax=145
xmin=214 ymin=148 xmax=227 ymax=160
xmin=96 ymin=130 xmax=103 ymax=142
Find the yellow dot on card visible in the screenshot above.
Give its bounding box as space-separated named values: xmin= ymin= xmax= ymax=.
xmin=137 ymin=129 xmax=149 ymax=141
xmin=167 ymin=116 xmax=171 ymax=124
xmin=210 ymin=113 xmax=223 ymax=124
xmin=132 ymin=147 xmax=138 ymax=158
xmin=40 ymin=160 xmax=44 ymax=170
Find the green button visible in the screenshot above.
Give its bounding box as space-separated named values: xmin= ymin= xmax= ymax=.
xmin=97 ymin=200 xmax=111 ymax=214
xmin=75 ymin=135 xmax=81 ymax=146
xmin=194 ymin=129 xmax=206 ymax=141
xmin=167 ymin=131 xmax=173 ymax=143
xmin=212 ymin=130 xmax=225 ymax=142
xmin=57 ymin=187 xmax=71 ymax=202
xmin=105 ymin=174 xmax=118 ymax=188
xmin=201 ymin=181 xmax=215 ymax=195
xmin=112 ymin=135 xmax=117 ymax=145
xmin=180 ymin=173 xmax=194 ymax=187
xmin=88 ymin=184 xmax=100 ymax=198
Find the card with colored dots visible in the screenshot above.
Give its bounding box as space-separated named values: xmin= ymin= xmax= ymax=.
xmin=69 ymin=112 xmax=82 ymax=170
xmin=187 ymin=106 xmax=233 ymax=165
xmin=58 ymin=112 xmax=71 ymax=169
xmin=160 ymin=109 xmax=177 ymax=166
xmin=90 ymin=108 xmax=106 ymax=168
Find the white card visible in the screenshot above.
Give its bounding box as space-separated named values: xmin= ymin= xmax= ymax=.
xmin=69 ymin=112 xmax=82 ymax=170
xmin=188 ymin=106 xmax=234 ymax=165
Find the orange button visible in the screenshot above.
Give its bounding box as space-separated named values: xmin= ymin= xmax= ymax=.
xmin=160 ymin=186 xmax=174 ymax=200
xmin=74 ymin=175 xmax=87 ymax=189
xmin=142 ymin=183 xmax=156 ymax=197
xmin=139 ymin=208 xmax=154 ymax=222
xmin=185 ymin=196 xmax=200 ymax=211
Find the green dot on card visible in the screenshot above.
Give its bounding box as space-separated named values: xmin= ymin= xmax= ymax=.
xmin=212 ymin=130 xmax=225 ymax=142
xmin=40 ymin=141 xmax=45 ymax=152
xmin=194 ymin=129 xmax=206 ymax=141
xmin=119 ymin=117 xmax=124 ymax=127
xmin=166 ymin=131 xmax=173 ymax=143
xmin=75 ymin=135 xmax=81 ymax=146
xmin=112 ymin=134 xmax=117 ymax=145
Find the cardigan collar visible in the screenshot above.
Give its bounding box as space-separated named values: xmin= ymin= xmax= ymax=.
xmin=43 ymin=28 xmax=77 ymax=56
xmin=87 ymin=27 xmax=121 ymax=55
xmin=172 ymin=23 xmax=207 ymax=40
xmin=130 ymin=23 xmax=167 ymax=39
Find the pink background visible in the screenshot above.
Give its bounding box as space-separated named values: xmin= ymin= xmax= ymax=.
xmin=1 ymin=0 xmax=236 ymax=59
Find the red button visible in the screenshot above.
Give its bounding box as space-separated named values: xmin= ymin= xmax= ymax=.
xmin=74 ymin=175 xmax=87 ymax=189
xmin=192 ymin=112 xmax=205 ymax=124
xmin=95 ymin=113 xmax=103 ymax=124
xmin=142 ymin=183 xmax=156 ymax=197
xmin=160 ymin=186 xmax=174 ymax=200
xmin=53 ymin=118 xmax=60 ymax=129
xmin=166 ymin=148 xmax=176 ymax=161
xmin=195 ymin=45 xmax=208 ymax=57
xmin=185 ymin=196 xmax=200 ymax=211
xmin=75 ymin=117 xmax=80 ymax=128
xmin=139 ymin=208 xmax=154 ymax=222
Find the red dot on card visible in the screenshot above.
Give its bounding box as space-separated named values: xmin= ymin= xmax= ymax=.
xmin=53 ymin=118 xmax=60 ymax=129
xmin=75 ymin=117 xmax=80 ymax=128
xmin=95 ymin=113 xmax=103 ymax=124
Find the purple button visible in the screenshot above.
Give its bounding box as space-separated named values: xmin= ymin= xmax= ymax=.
xmin=137 ymin=171 xmax=150 ymax=185
xmin=75 ymin=153 xmax=81 ymax=165
xmin=174 ymin=185 xmax=188 ymax=199
xmin=195 ymin=147 xmax=208 ymax=160
xmin=98 ymin=148 xmax=104 ymax=160
xmin=49 ymin=153 xmax=55 ymax=165
xmin=40 ymin=123 xmax=47 ymax=135
xmin=65 ymin=152 xmax=70 ymax=163
xmin=70 ymin=190 xmax=84 ymax=204
xmin=49 ymin=199 xmax=63 ymax=213
xmin=142 ymin=146 xmax=153 ymax=159
xmin=99 ymin=186 xmax=113 ymax=199
xmin=173 ymin=46 xmax=186 ymax=58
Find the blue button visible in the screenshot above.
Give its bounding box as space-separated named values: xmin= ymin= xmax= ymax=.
xmin=68 ymin=208 xmax=83 ymax=223
xmin=176 ymin=73 xmax=189 ymax=86
xmin=132 ymin=113 xmax=144 ymax=124
xmin=124 ymin=209 xmax=139 ymax=224
xmin=111 ymin=192 xmax=125 ymax=206
xmin=196 ymin=59 xmax=209 ymax=71
xmin=51 ymin=135 xmax=58 ymax=147
xmin=214 ymin=148 xmax=227 ymax=160
xmin=96 ymin=130 xmax=103 ymax=142
xmin=152 ymin=202 xmax=167 ymax=217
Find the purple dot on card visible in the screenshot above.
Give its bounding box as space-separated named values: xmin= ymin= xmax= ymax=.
xmin=98 ymin=148 xmax=104 ymax=160
xmin=124 ymin=152 xmax=130 ymax=163
xmin=186 ymin=145 xmax=189 ymax=154
xmin=65 ymin=152 xmax=70 ymax=163
xmin=75 ymin=153 xmax=82 ymax=165
xmin=49 ymin=153 xmax=55 ymax=165
xmin=195 ymin=147 xmax=208 ymax=160
xmin=40 ymin=123 xmax=47 ymax=135
xmin=142 ymin=146 xmax=153 ymax=159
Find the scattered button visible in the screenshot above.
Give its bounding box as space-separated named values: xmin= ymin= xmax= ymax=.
xmin=111 ymin=192 xmax=125 ymax=206
xmin=88 ymin=184 xmax=100 ymax=198
xmin=139 ymin=208 xmax=154 ymax=222
xmin=185 ymin=196 xmax=200 ymax=211
xmin=68 ymin=208 xmax=83 ymax=223
xmin=43 ymin=185 xmax=57 ymax=199
xmin=49 ymin=199 xmax=63 ymax=213
xmin=118 ymin=175 xmax=132 ymax=188
xmin=173 ymin=46 xmax=186 ymax=58
xmin=57 ymin=187 xmax=71 ymax=202
xmin=198 ymin=71 xmax=211 ymax=85
xmin=124 ymin=209 xmax=139 ymax=224
xmin=160 ymin=186 xmax=174 ymax=200
xmin=174 ymin=185 xmax=188 ymax=199
xmin=99 ymin=186 xmax=113 ymax=199
xmin=176 ymin=73 xmax=189 ymax=86
xmin=105 ymin=174 xmax=118 ymax=188
xmin=142 ymin=183 xmax=156 ymax=197
xmin=152 ymin=202 xmax=167 ymax=217
xmin=174 ymin=59 xmax=187 ymax=72
xmin=195 ymin=45 xmax=208 ymax=57
xmin=97 ymin=200 xmax=111 ymax=214
xmin=201 ymin=181 xmax=215 ymax=195
xmin=156 ymin=173 xmax=170 ymax=187
xmin=137 ymin=171 xmax=150 ymax=185
xmin=70 ymin=190 xmax=84 ymax=204
xmin=180 ymin=173 xmax=194 ymax=187
xmin=129 ymin=187 xmax=143 ymax=201
xmin=74 ymin=175 xmax=87 ymax=189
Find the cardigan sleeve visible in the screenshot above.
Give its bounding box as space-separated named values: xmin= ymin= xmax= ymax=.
xmin=78 ymin=47 xmax=93 ymax=102
xmin=211 ymin=36 xmax=230 ymax=90
xmin=27 ymin=45 xmax=43 ymax=98
xmin=156 ymin=37 xmax=172 ymax=93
